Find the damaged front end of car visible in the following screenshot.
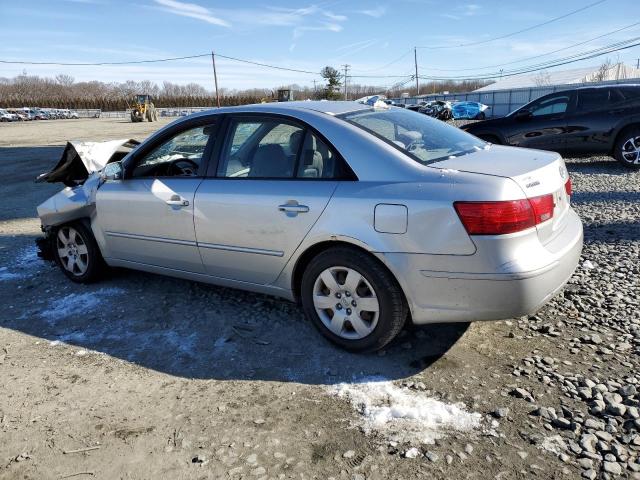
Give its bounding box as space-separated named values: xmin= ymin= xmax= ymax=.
xmin=35 ymin=139 xmax=139 ymax=261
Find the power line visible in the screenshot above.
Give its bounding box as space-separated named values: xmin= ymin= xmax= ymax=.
xmin=426 ymin=20 xmax=640 ymax=72
xmin=0 ymin=53 xmax=211 ymax=66
xmin=418 ymin=39 xmax=640 ymax=80
xmin=416 ymin=0 xmax=608 ymax=50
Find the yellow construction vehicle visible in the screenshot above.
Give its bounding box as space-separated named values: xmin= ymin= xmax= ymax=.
xmin=130 ymin=94 xmax=158 ymax=122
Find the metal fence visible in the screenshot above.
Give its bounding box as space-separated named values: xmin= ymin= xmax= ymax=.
xmin=393 ymin=78 xmax=640 ymax=118
xmin=95 ymin=107 xmax=215 ymax=119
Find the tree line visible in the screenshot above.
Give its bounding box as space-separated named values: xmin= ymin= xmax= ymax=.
xmin=0 ymin=70 xmax=492 ymax=110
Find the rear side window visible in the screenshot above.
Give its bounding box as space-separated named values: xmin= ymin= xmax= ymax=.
xmin=576 ymin=89 xmax=614 ymax=112
xmin=217 ymin=117 xmax=349 ymax=179
xmin=528 ymin=94 xmax=570 ymax=116
xmin=617 ymin=87 xmax=640 ymax=101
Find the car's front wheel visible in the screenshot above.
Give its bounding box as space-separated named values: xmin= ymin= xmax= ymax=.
xmin=614 ymin=127 xmax=640 ymax=169
xmin=53 ymin=222 xmax=105 ymax=283
xmin=300 ymin=247 xmax=407 ymax=352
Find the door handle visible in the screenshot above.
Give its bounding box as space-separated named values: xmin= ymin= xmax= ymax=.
xmin=166 ymin=195 xmax=189 ymax=207
xmin=278 ymin=202 xmax=309 ymax=215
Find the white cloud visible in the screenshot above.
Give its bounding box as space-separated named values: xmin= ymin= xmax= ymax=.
xmin=154 ymin=0 xmax=231 ymax=27
xmin=359 ymin=6 xmax=386 ymax=18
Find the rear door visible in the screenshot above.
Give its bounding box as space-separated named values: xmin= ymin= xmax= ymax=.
xmin=507 ymin=91 xmax=574 ymax=152
xmin=194 ymin=115 xmax=345 ymax=284
xmin=565 ymin=88 xmax=621 ymax=155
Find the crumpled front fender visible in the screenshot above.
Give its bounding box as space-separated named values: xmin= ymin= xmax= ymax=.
xmin=37 ymin=174 xmax=101 ymax=228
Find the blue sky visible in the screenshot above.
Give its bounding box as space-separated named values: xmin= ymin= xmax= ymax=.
xmin=1 ymin=0 xmax=639 ymax=90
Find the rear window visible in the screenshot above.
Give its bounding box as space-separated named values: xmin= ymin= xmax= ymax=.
xmin=338 ymin=107 xmax=486 ymax=165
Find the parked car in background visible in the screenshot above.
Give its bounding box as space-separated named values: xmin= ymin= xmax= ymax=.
xmin=452 ymin=101 xmax=491 ymax=120
xmin=462 ymin=84 xmax=640 ymax=169
xmin=405 ymin=101 xmax=427 ymax=112
xmin=36 ymin=101 xmax=582 ymax=352
xmin=0 ymin=109 xmax=19 ymax=122
xmin=420 ymin=100 xmax=453 ymax=120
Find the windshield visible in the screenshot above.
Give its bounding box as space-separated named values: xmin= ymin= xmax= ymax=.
xmin=338 ymin=107 xmax=486 ymax=165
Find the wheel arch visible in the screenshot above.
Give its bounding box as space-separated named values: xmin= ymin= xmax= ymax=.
xmin=290 ymin=239 xmax=410 ymax=313
xmin=611 ymin=122 xmax=640 ymax=155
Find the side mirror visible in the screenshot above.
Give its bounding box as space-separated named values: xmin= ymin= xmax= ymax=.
xmin=515 ymin=109 xmax=532 ymax=120
xmin=101 ymin=161 xmax=123 ymax=182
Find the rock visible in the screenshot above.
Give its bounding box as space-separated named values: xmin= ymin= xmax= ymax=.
xmin=603 ymin=461 xmax=622 ymax=475
xmin=510 ymin=387 xmax=534 ymax=401
xmin=425 ymin=451 xmax=438 ymax=462
xmin=552 ymin=418 xmax=572 ymax=430
xmin=191 ymin=455 xmax=207 ymax=464
xmin=582 ymin=469 xmax=596 ymax=479
xmin=464 ymin=444 xmax=473 ymax=455
xmin=343 ymin=450 xmax=356 ymax=459
xmin=580 ymin=433 xmax=598 ymax=453
xmin=595 ymin=431 xmax=614 ymax=442
xmin=253 ymin=418 xmax=265 ymax=425
xmin=492 ymin=407 xmax=509 ymax=419
xmin=246 ymin=454 xmax=258 ymax=464
xmin=517 ymin=451 xmax=528 ymax=460
xmin=403 ymin=448 xmax=420 ymax=459
xmin=584 ymin=418 xmax=605 ymax=431
xmin=445 ymin=455 xmax=453 ymax=465
xmin=619 ymin=385 xmax=637 ymax=397
xmin=578 ymin=458 xmax=593 ymax=469
xmin=608 ymin=403 xmax=627 ymax=416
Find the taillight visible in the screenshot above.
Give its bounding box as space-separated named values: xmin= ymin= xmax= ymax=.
xmin=454 ymin=194 xmax=554 ymax=235
xmin=564 ymin=178 xmax=572 ymax=197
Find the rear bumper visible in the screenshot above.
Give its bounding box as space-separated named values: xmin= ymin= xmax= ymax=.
xmin=379 ymin=208 xmax=583 ymax=324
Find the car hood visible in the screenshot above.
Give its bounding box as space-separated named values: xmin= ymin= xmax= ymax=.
xmin=35 ymin=138 xmax=139 ymax=187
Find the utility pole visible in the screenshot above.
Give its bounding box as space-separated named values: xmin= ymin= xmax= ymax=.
xmin=342 ymin=64 xmax=350 ymax=100
xmin=636 ymin=58 xmax=639 ymax=69
xmin=211 ymin=51 xmax=221 ymax=108
xmin=414 ymin=47 xmax=419 ymax=97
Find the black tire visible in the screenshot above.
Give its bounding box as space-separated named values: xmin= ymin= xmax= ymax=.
xmin=614 ymin=127 xmax=640 ymax=170
xmin=300 ymin=247 xmax=407 ymax=352
xmin=476 ymin=112 xmax=486 ymax=120
xmin=53 ymin=222 xmax=105 ymax=283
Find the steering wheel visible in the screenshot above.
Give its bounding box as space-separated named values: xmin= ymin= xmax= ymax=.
xmin=168 ymin=158 xmax=199 ymax=176
xmin=405 ymin=140 xmax=425 ymax=152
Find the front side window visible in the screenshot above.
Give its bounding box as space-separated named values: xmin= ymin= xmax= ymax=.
xmin=218 ymin=119 xmax=304 ymax=178
xmin=338 ymin=107 xmax=486 ymax=165
xmin=527 ymin=94 xmax=570 ymax=116
xmin=131 ymin=124 xmax=214 ymax=178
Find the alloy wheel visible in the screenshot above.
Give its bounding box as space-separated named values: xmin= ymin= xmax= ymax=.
xmin=312 ymin=266 xmax=380 ymax=340
xmin=621 ymin=136 xmax=640 ymax=164
xmin=56 ymin=226 xmax=89 ymax=276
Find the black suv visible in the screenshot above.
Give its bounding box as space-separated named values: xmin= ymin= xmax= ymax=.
xmin=462 ymin=84 xmax=640 ymax=169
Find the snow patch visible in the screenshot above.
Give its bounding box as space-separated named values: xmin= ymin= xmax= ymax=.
xmin=40 ymin=287 xmax=124 ymax=321
xmin=334 ymin=378 xmax=482 ymax=444
xmin=1 ymin=246 xmax=43 ymax=281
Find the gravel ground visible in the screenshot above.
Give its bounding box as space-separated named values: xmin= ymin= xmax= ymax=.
xmin=0 ymin=118 xmax=638 ymax=479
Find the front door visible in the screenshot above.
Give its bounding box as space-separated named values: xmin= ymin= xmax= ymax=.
xmin=508 ymin=92 xmax=574 ymax=152
xmin=96 ymin=122 xmax=216 ymax=273
xmin=194 ymin=116 xmax=342 ymax=284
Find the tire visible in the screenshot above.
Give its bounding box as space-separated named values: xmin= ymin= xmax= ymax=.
xmin=614 ymin=127 xmax=640 ymax=170
xmin=53 ymin=222 xmax=105 ymax=283
xmin=476 ymin=112 xmax=486 ymax=120
xmin=300 ymin=247 xmax=407 ymax=352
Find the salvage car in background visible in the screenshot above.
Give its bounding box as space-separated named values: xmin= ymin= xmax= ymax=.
xmin=462 ymin=84 xmax=640 ymax=169
xmin=420 ymin=100 xmax=453 ymax=120
xmin=0 ymin=109 xmax=19 ymax=122
xmin=36 ymin=101 xmax=582 ymax=352
xmin=452 ymin=101 xmax=491 ymax=120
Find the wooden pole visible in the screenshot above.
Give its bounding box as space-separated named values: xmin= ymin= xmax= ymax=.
xmin=211 ymin=51 xmax=221 ymax=108
xmin=414 ymin=47 xmax=419 ymax=97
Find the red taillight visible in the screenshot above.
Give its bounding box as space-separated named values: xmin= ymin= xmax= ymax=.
xmin=564 ymin=178 xmax=572 ymax=197
xmin=454 ymin=194 xmax=554 ymax=235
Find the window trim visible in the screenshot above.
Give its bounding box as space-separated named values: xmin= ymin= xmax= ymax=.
xmin=122 ymin=115 xmax=220 ymax=180
xmin=206 ymin=112 xmax=357 ymax=181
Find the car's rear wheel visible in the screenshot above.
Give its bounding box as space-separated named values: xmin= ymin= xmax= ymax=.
xmin=53 ymin=223 xmax=104 ymax=283
xmin=614 ymin=127 xmax=640 ymax=170
xmin=477 ymin=134 xmax=501 ymax=145
xmin=300 ymin=247 xmax=407 ymax=352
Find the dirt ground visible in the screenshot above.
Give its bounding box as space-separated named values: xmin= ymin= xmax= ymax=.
xmin=0 ymin=118 xmax=638 ymax=480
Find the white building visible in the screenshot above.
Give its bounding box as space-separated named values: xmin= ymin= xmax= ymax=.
xmin=475 ymin=63 xmax=640 ymax=92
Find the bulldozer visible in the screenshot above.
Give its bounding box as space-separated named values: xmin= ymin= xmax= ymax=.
xmin=130 ymin=94 xmax=158 ymax=122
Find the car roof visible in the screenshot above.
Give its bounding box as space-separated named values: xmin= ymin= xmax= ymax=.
xmin=570 ymin=83 xmax=640 ymax=91
xmin=190 ymin=101 xmax=370 ymax=118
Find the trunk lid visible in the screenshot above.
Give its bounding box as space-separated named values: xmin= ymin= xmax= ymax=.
xmin=431 ymin=144 xmax=571 ymax=245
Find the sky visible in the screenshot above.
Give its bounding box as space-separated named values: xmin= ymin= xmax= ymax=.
xmin=1 ymin=0 xmax=639 ymax=91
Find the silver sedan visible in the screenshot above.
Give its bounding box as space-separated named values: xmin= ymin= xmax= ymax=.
xmin=36 ymin=101 xmax=583 ymax=351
